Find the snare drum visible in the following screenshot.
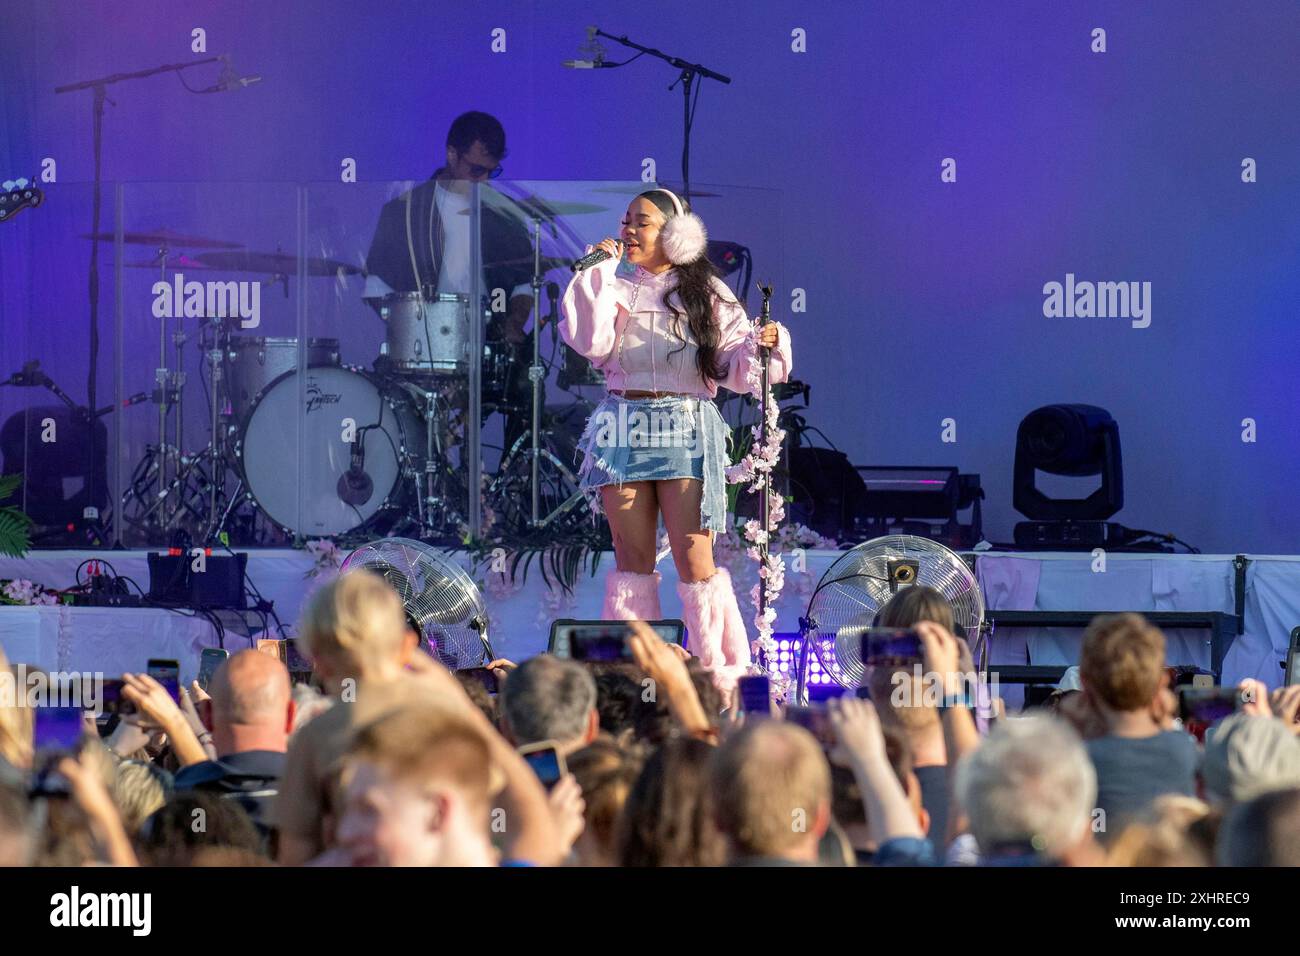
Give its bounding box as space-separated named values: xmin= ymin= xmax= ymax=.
xmin=225 ymin=336 xmax=340 ymax=422
xmin=373 ymin=291 xmax=471 ymax=375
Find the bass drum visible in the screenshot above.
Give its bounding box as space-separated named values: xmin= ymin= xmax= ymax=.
xmin=236 ymin=365 xmax=426 ymax=537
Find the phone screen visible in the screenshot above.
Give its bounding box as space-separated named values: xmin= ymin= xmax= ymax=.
xmin=34 ymin=706 xmax=84 ymax=751
xmin=1178 ymin=687 xmax=1241 ymax=725
xmin=147 ymin=659 xmax=181 ymax=703
xmin=862 ymin=628 xmax=924 ymax=666
xmin=197 ymin=649 xmax=229 ymax=692
xmin=522 ymin=748 xmax=564 ymax=788
xmin=98 ymin=678 xmax=134 ymax=717
xmin=550 ymin=620 xmax=684 ymax=659
xmin=458 ymin=667 xmax=499 ymax=695
xmin=786 ymin=705 xmax=835 ymax=749
xmin=738 ymin=675 xmax=772 ymax=716
xmin=570 ymin=631 xmax=632 ymax=663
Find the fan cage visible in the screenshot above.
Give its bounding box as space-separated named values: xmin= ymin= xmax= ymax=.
xmin=341 ymin=537 xmax=492 ymax=669
xmin=799 ymin=535 xmax=985 ymax=694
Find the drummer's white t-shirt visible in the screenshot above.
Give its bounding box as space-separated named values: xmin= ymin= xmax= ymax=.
xmin=435 ymin=181 xmax=532 ymax=302
xmin=433 ymin=179 xmax=475 ymax=296
xmin=361 ymin=179 xmax=531 ymax=303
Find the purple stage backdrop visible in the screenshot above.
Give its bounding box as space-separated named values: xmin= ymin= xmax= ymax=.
xmin=1 ymin=0 xmax=1298 ymax=552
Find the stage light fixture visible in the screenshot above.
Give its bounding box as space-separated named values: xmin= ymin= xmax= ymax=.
xmin=1013 ymin=404 xmax=1124 ymax=548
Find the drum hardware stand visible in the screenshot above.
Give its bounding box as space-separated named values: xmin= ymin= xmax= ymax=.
xmin=517 ymin=216 xmax=586 ymax=529
xmin=205 ymin=330 xmax=226 ymax=537
xmin=486 ymin=427 xmax=587 ymax=533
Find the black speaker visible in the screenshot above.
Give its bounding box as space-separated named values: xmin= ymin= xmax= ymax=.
xmin=0 ymin=406 xmax=108 ymax=525
xmin=787 ymin=446 xmax=867 ymax=540
xmin=147 ymin=552 xmax=248 ymax=609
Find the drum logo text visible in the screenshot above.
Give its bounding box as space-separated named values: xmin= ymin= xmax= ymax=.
xmin=304 ymin=380 xmax=342 ymax=414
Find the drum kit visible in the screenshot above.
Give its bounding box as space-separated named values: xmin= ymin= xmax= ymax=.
xmin=103 ymin=202 xmax=614 ymax=548
xmin=97 ymin=186 xmax=753 ymax=548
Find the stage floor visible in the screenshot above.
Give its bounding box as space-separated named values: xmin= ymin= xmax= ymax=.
xmin=1 ymin=548 xmax=1296 ymax=690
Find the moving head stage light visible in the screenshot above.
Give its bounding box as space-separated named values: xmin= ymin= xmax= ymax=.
xmin=1013 ymin=403 xmax=1126 ymax=549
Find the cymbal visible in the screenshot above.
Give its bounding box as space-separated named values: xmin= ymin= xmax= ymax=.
xmin=194 ymin=250 xmax=361 ymax=276
xmin=589 ymin=183 xmax=726 ymax=199
xmin=485 ymin=255 xmax=573 ymax=271
xmin=81 ymin=228 xmax=244 ymax=249
xmin=455 ymin=197 xmax=609 ymax=218
xmin=124 ymin=253 xmax=221 ymax=271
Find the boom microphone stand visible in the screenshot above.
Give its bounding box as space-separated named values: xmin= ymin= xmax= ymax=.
xmin=54 ymin=56 xmax=226 ymax=546
xmin=588 ymin=29 xmax=731 ymax=203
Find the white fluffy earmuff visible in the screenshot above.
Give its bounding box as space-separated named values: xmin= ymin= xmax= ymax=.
xmin=658 ymin=208 xmax=709 ymax=265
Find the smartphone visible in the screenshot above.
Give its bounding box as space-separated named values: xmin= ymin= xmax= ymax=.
xmin=98 ymin=678 xmax=135 ymax=717
xmin=738 ymin=675 xmax=773 ymax=718
xmin=285 ymin=641 xmax=313 ymax=681
xmin=1178 ymin=686 xmax=1242 ymax=725
xmin=196 ymin=648 xmax=229 ymax=692
xmin=861 ymin=628 xmax=924 ymax=666
xmin=147 ymin=658 xmax=181 ymax=704
xmin=569 ymin=629 xmax=634 ymax=663
xmin=549 ymin=619 xmax=684 ymax=659
xmin=1285 ymin=627 xmax=1300 ymax=686
xmin=33 ymin=706 xmax=85 ymax=751
xmin=256 ymin=639 xmax=286 ymax=661
xmin=457 ymin=666 xmax=500 ymax=695
xmin=786 ymin=704 xmax=835 ymax=749
xmin=518 ymin=741 xmax=567 ymax=789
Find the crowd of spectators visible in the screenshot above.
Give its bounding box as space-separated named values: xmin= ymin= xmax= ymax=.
xmin=1 ymin=570 xmax=1298 ymax=868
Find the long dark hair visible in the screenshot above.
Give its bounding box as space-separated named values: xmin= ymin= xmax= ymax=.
xmin=637 ymin=191 xmax=728 ymax=383
xmin=616 ymin=737 xmax=726 ymax=867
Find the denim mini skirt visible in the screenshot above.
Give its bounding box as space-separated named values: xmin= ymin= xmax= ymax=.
xmin=573 ymin=393 xmax=732 ymax=534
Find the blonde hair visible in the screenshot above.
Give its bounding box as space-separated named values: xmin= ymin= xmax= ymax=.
xmin=1107 ymin=795 xmax=1214 ymax=867
xmin=0 ymin=650 xmax=33 ymax=770
xmin=296 ymin=570 xmax=409 ymax=678
xmin=1080 ymin=613 xmax=1166 ymax=711
xmin=112 ymin=760 xmax=169 ymax=833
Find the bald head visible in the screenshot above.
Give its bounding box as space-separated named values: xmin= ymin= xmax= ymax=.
xmin=711 ymin=720 xmax=831 ymax=861
xmin=211 ymin=650 xmax=292 ymax=727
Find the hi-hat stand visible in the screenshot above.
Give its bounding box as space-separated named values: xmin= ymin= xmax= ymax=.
xmin=519 ymin=214 xmax=586 ymax=530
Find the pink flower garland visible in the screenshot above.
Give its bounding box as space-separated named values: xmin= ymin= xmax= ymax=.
xmin=725 ymin=325 xmax=790 ymax=699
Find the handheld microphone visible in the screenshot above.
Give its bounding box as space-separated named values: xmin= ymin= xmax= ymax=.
xmin=571 ymin=247 xmax=618 ymax=272
xmin=562 ymin=59 xmax=615 ymax=69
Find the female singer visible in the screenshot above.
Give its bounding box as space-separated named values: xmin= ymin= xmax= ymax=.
xmin=560 ymin=188 xmax=792 ymax=686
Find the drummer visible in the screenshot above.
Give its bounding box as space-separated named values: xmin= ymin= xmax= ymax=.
xmin=363 ymin=111 xmax=534 ymax=349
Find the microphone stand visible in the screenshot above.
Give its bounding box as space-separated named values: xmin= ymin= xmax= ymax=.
xmin=591 ymin=29 xmax=731 ymax=203
xmin=54 ymin=56 xmax=223 ymax=547
xmin=755 ymin=283 xmax=774 ymax=673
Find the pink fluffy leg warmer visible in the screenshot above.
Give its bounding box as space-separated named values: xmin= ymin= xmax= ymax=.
xmin=601 ymin=569 xmax=663 ymax=621
xmin=676 ymin=567 xmax=752 ymax=693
